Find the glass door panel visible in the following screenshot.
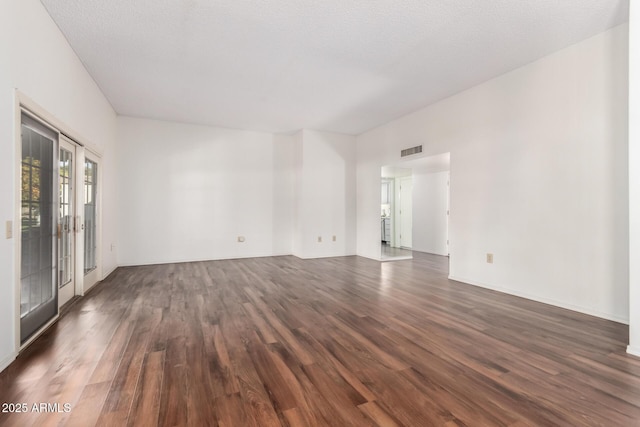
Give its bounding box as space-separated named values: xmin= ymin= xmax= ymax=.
xmin=58 ymin=138 xmax=76 ymax=307
xmin=84 ymin=158 xmax=98 ymax=277
xmin=20 ymin=113 xmax=58 ymax=344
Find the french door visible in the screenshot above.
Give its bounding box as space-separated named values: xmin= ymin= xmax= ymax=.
xmin=19 ymin=110 xmax=101 ymax=345
xmin=20 ymin=114 xmax=58 ymax=343
xmin=83 ymin=155 xmax=100 ymax=289
xmin=58 ymin=137 xmax=77 ymax=308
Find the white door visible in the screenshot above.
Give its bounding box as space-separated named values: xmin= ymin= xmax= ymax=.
xmin=399 ymin=176 xmax=413 ymax=248
xmin=58 ymin=137 xmax=77 ymax=308
xmin=83 ymin=154 xmax=101 ymax=291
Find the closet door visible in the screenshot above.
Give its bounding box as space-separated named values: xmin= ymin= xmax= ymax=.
xmin=20 ymin=113 xmax=58 ymax=344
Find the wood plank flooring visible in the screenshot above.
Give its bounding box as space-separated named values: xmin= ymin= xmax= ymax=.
xmin=1 ymin=252 xmax=640 ymax=426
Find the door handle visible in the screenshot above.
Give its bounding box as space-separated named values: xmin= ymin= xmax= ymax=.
xmin=75 ymin=215 xmax=84 ymax=232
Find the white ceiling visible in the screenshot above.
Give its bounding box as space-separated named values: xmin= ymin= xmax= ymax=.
xmin=40 ymin=0 xmax=628 ymax=135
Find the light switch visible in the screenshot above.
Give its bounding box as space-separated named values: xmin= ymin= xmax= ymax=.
xmin=6 ymin=220 xmax=13 ymax=239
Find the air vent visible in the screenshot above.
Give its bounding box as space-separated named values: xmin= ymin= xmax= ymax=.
xmin=401 ymin=145 xmax=423 ymax=157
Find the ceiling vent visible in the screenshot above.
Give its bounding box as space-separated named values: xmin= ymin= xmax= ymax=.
xmin=401 ymin=145 xmax=423 ymax=157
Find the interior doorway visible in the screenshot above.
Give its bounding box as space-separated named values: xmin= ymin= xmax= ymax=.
xmin=380 ymin=152 xmax=450 ymax=262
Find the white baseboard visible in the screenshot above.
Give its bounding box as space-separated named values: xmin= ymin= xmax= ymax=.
xmin=0 ymin=351 xmax=17 ymax=373
xmin=118 ymin=252 xmax=294 ymax=267
xmin=628 ymin=345 xmax=640 ymax=358
xmin=292 ymin=252 xmax=357 ymax=260
xmin=448 ymin=275 xmax=629 ymax=325
xmin=101 ymin=264 xmax=118 ymax=280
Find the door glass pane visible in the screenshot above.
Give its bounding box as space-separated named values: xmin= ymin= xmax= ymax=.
xmin=30 ymin=274 xmax=41 ymax=312
xmin=84 ymin=159 xmax=97 ymax=274
xmin=59 ymin=147 xmax=73 ymax=287
xmin=20 ymin=121 xmax=56 ymax=320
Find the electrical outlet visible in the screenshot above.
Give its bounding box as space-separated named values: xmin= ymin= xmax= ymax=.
xmin=317 ymin=236 xmax=322 ymax=243
xmin=5 ymin=220 xmax=12 ymax=239
xmin=110 ymin=243 xmax=115 ymax=252
xmin=332 ymin=235 xmax=336 ymax=242
xmin=486 ymin=253 xmax=493 ymax=264
xmin=238 ymin=236 xmax=245 ymax=243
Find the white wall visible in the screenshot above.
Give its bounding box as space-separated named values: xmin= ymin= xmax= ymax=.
xmin=628 ymin=3 xmax=640 ymax=356
xmin=116 ymin=117 xmax=295 ymax=265
xmin=116 ymin=121 xmax=356 ymax=264
xmin=357 ymin=24 xmax=629 ymax=323
xmin=273 ymin=133 xmax=296 ymax=256
xmin=293 ymin=130 xmax=357 ymax=258
xmin=412 ymin=171 xmax=449 ymax=256
xmin=0 ymin=0 xmax=117 ymax=371
xmin=292 ymin=131 xmax=304 ymax=257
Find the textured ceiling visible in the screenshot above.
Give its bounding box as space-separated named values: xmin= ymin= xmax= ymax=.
xmin=40 ymin=0 xmax=628 ymax=135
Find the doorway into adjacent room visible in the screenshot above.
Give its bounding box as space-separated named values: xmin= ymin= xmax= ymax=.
xmin=380 ymin=152 xmax=450 ymax=262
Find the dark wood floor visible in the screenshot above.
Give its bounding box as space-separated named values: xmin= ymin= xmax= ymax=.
xmin=1 ymin=253 xmax=640 ymax=426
